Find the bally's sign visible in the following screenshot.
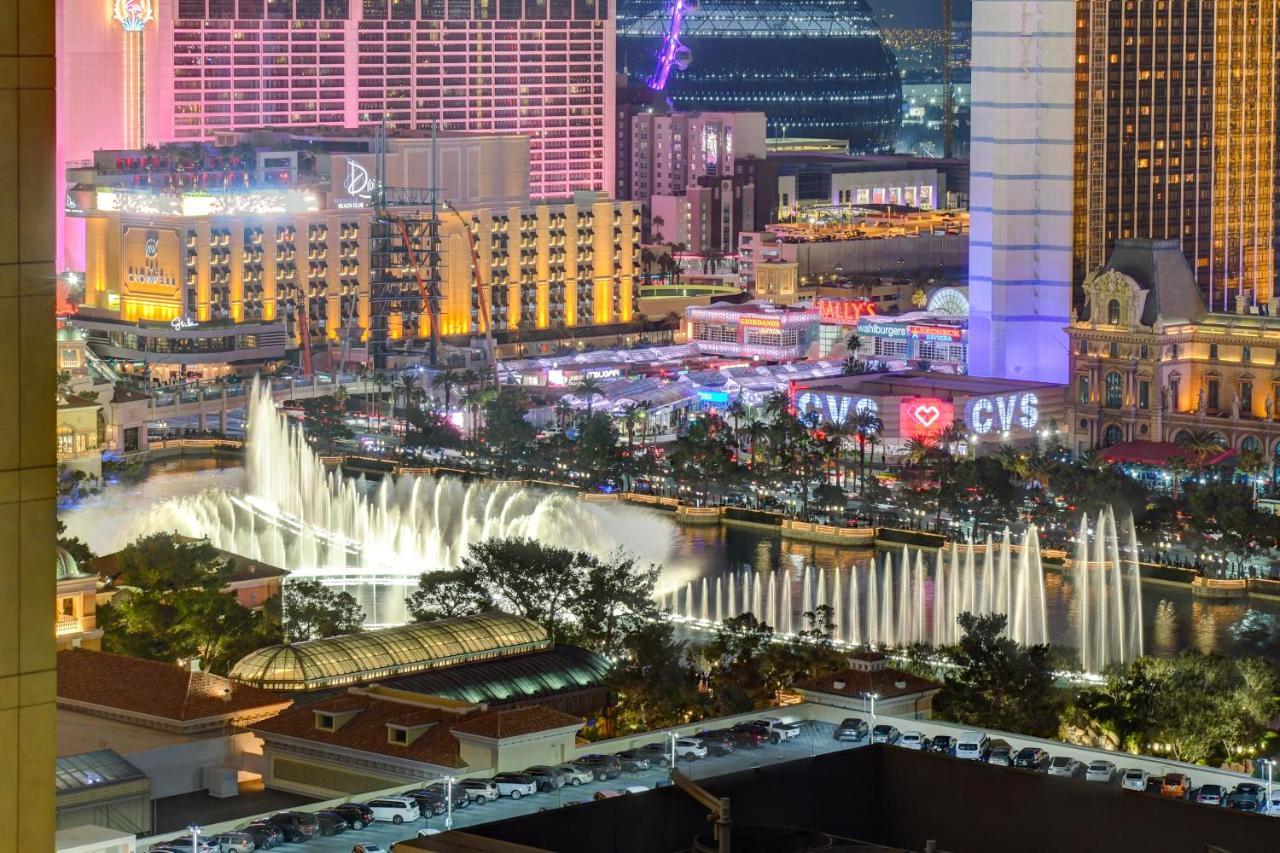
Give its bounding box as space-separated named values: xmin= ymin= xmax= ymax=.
xmin=793 ymin=389 xmax=880 ymax=425
xmin=965 ymin=392 xmax=1040 ymax=436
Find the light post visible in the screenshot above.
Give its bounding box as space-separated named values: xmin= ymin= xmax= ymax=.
xmin=1262 ymin=758 xmax=1275 ymax=804
xmin=445 ymin=774 xmax=455 ymax=830
xmin=668 ymin=730 xmax=680 ymax=773
xmin=864 ymin=691 xmax=879 ymax=718
xmin=188 ymin=824 xmax=202 ymax=852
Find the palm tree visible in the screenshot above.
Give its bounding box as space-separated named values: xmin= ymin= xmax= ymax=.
xmin=1236 ymin=447 xmax=1266 ymax=502
xmin=620 ymin=402 xmax=645 ymax=453
xmin=651 ymin=214 xmax=666 ymax=241
xmin=850 ymin=408 xmax=883 ymax=488
xmin=333 ymin=385 xmax=350 ymax=412
xmin=431 ymin=367 xmax=460 ymax=412
xmin=573 ymin=377 xmax=605 ymax=416
xmin=640 ymin=247 xmax=656 ymax=284
xmin=846 ymin=332 xmax=862 ymax=359
xmin=554 ymin=398 xmax=574 ymax=430
xmin=395 ymin=372 xmax=420 ymax=420
xmin=745 ymin=419 xmax=768 ymax=469
xmin=726 ymin=399 xmax=747 ymax=436
xmin=1177 ymin=429 xmax=1225 ymax=474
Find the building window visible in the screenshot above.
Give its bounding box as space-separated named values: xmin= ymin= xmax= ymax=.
xmin=61 ymin=598 xmax=74 ymax=617
xmin=1103 ymin=424 xmax=1123 ymax=446
xmin=316 ymin=714 xmax=334 ymax=731
xmin=1207 ymin=379 xmax=1220 ymax=412
xmin=1210 ymin=344 xmax=1219 ymax=359
xmin=1107 ymin=298 xmax=1121 ymax=324
xmin=1104 ymin=372 xmax=1123 ymax=408
xmin=1243 ymin=346 xmax=1252 ymax=363
xmin=1242 ymin=435 xmax=1261 ymax=454
xmin=1078 ymin=375 xmax=1090 ymax=405
xmin=1138 ymin=380 xmax=1149 ymax=410
xmin=1109 ymin=342 xmax=1119 ymax=358
xmin=1139 ymin=345 xmax=1149 ymax=360
xmin=1242 ymin=381 xmax=1253 ymax=413
xmin=1170 ymin=378 xmax=1180 ymax=410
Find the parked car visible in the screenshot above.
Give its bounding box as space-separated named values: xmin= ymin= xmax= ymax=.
xmin=955 ymin=731 xmax=990 ymax=761
xmin=423 ymin=781 xmax=469 ymax=811
xmin=458 ymin=778 xmax=500 ymax=804
xmin=352 ymin=845 xmax=388 ymax=853
xmin=1161 ymin=773 xmax=1192 ymax=799
xmin=574 ymin=753 xmax=624 ymax=781
xmin=315 ymin=810 xmax=350 ymax=836
xmin=1266 ymin=790 xmax=1280 ymax=816
xmin=329 ymin=803 xmax=375 ymax=829
xmin=404 ymin=788 xmax=448 ymax=816
xmin=1048 ymin=757 xmax=1085 ymax=779
xmin=524 ymin=765 xmax=566 ymax=792
xmin=636 ymin=742 xmax=673 ymax=767
xmin=614 ymin=750 xmax=652 ymax=772
xmin=753 ymin=717 xmax=801 ymax=743
xmin=366 ymin=796 xmax=422 ymax=824
xmin=898 ymin=731 xmax=925 ymax=751
xmin=1120 ymin=768 xmax=1149 ymax=791
xmin=1144 ymin=776 xmax=1165 ymax=795
xmin=985 ymin=741 xmax=1015 ymax=766
xmin=1085 ymin=761 xmax=1118 ymax=784
xmin=1196 ymin=784 xmax=1227 ymax=806
xmin=730 ymin=722 xmax=770 ymax=747
xmin=674 ymin=738 xmax=708 ymax=760
xmin=267 ymin=811 xmax=320 ymax=842
xmin=695 ymin=729 xmax=739 ymax=756
xmin=1014 ymin=747 xmax=1050 ymax=772
xmin=870 ymin=724 xmax=900 ymax=745
xmin=208 ymin=832 xmax=255 ymax=853
xmin=235 ymin=822 xmax=282 ymax=850
xmin=834 ymin=718 xmax=869 ymax=743
xmin=556 ymin=763 xmax=596 ymax=786
xmin=926 ymin=735 xmax=957 ymax=756
xmin=1228 ymin=783 xmax=1267 ymax=810
xmin=149 ymin=838 xmax=218 ymax=853
xmin=492 ymin=771 xmax=539 ymax=799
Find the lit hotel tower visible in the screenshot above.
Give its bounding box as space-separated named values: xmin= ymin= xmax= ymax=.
xmin=114 ymin=0 xmax=155 ymax=147
xmin=1072 ymin=0 xmax=1279 ymax=311
xmin=967 ymin=0 xmax=1075 ymax=384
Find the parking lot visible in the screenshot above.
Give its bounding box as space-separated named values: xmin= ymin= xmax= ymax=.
xmin=245 ymin=721 xmax=857 ymax=853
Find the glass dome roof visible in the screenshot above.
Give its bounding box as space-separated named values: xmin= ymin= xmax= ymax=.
xmin=56 ymin=546 xmax=93 ymax=581
xmin=229 ymin=612 xmax=551 ymax=691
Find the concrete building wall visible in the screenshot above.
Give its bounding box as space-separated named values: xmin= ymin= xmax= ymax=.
xmin=0 ymin=1 xmax=58 ymax=850
xmin=967 ymin=0 xmax=1075 ymax=384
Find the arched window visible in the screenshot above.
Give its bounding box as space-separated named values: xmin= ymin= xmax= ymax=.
xmin=1103 ymin=424 xmax=1124 ymax=446
xmin=1174 ymin=429 xmax=1192 ymax=445
xmin=1107 ymin=298 xmax=1121 ymax=324
xmin=1242 ymin=435 xmax=1261 ymax=453
xmin=1104 ymin=372 xmax=1123 ymax=408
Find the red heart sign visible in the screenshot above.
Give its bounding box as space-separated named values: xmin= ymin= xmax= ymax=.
xmin=913 ymin=405 xmax=941 ymax=428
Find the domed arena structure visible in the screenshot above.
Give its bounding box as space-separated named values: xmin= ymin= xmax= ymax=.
xmin=618 ymin=0 xmax=902 ymax=152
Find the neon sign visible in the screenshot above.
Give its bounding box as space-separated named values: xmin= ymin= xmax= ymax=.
xmin=739 ymin=316 xmax=783 ymax=330
xmin=816 ymin=298 xmax=877 ymax=326
xmin=966 ymin=392 xmax=1040 ymax=435
xmin=344 ymin=159 xmax=378 ymax=200
xmin=792 ymin=390 xmax=879 ymax=425
xmin=900 ymin=397 xmax=955 ymax=440
xmin=113 ymin=0 xmax=154 ymax=32
xmin=858 ymin=321 xmax=909 ymax=339
xmin=169 ymin=316 xmax=198 ymax=331
xmin=908 ymin=325 xmax=963 ymax=341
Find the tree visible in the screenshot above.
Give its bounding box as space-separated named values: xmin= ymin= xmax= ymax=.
xmin=482 ymin=388 xmax=535 ymax=471
xmin=766 ymin=605 xmax=846 ymax=686
xmin=608 ymin=621 xmax=704 ymax=734
xmin=405 ymin=570 xmax=494 ymax=622
xmin=1185 ymin=482 xmax=1278 ymax=552
xmin=281 ymin=578 xmax=364 ymax=641
xmin=56 ymin=518 xmax=95 ymax=566
xmin=569 ymin=550 xmax=660 ymax=659
xmin=458 ymin=538 xmax=586 ymax=641
xmin=703 ymin=613 xmax=780 ymax=715
xmin=431 ymin=367 xmax=461 ymax=412
xmin=1176 ymin=429 xmax=1226 ymax=473
xmin=395 ymin=371 xmax=421 ymax=418
xmin=934 ymin=612 xmax=1062 ymax=738
xmin=573 ymin=377 xmax=606 ymax=416
xmin=96 ymin=534 xmax=266 ymax=674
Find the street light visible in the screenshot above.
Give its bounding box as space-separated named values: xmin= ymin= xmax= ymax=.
xmin=188 ymin=824 xmax=202 ymax=852
xmin=864 ymin=691 xmax=879 ymax=718
xmin=1262 ymin=758 xmax=1275 ymax=803
xmin=444 ymin=774 xmax=455 ymax=830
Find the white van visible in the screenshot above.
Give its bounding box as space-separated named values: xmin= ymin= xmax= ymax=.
xmin=955 ymin=731 xmax=989 ymax=760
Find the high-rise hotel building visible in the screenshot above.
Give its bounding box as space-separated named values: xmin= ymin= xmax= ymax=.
xmin=66 ymin=130 xmax=639 ymax=378
xmin=1071 ymin=0 xmax=1279 ymax=311
xmin=56 ymin=0 xmax=615 ymax=270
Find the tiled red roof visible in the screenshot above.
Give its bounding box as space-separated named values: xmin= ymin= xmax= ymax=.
xmin=57 ymin=649 xmax=290 ymax=722
xmin=450 ymin=706 xmax=583 ymax=740
xmin=253 ymin=695 xmax=467 ymax=768
xmin=792 ymin=667 xmax=942 ymax=701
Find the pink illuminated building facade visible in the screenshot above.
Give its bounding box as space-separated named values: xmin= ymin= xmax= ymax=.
xmin=57 ymin=0 xmax=615 ymax=271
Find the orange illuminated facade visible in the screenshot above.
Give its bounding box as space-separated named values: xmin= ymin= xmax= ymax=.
xmin=1073 ymin=0 xmax=1279 ymax=310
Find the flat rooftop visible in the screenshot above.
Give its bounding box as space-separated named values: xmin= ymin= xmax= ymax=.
xmin=795 ymin=371 xmax=1064 ymax=399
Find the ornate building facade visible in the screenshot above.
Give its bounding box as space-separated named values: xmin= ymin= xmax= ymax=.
xmin=1067 ymin=238 xmax=1280 ymax=463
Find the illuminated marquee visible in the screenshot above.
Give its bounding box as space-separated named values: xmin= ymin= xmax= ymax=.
xmin=857 ymin=320 xmax=910 ymax=339
xmin=113 ymin=0 xmax=154 ymax=31
xmin=816 ymin=298 xmax=877 ymax=326
xmin=738 ymin=315 xmax=783 ymax=330
xmin=907 ymin=324 xmax=963 ymax=341
xmin=900 ymin=397 xmax=955 ymax=440
xmin=965 ymin=392 xmax=1040 ymax=436
xmin=792 ymin=389 xmax=880 ymax=425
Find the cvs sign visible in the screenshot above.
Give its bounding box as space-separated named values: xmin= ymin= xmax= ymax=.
xmin=965 ymin=392 xmax=1039 ymax=436
xmin=793 ymin=390 xmax=879 ymax=425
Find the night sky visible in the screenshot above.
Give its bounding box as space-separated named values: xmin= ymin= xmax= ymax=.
xmin=864 ymin=0 xmax=972 ymax=28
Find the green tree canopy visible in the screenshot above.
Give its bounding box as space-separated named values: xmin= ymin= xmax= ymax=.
xmin=934 ymin=612 xmax=1063 ymax=738
xmin=405 ymin=569 xmax=494 ymax=622
xmin=569 ymin=550 xmax=660 ymax=659
xmin=607 ymin=620 xmax=704 ymax=734
xmin=281 ymin=578 xmax=365 ymax=641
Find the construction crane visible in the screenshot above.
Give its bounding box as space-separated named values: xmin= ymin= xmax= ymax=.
xmin=442 ymin=201 xmax=499 ymax=390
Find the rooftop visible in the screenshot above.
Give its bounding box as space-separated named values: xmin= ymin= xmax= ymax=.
xmin=450 ymin=706 xmax=583 ymax=740
xmin=90 ymin=536 xmax=287 ymax=587
xmin=792 ymin=667 xmax=942 ymax=701
xmin=55 ymin=749 xmax=148 ymax=795
xmin=795 ymin=370 xmax=1061 ymax=401
xmin=57 ymin=649 xmax=291 ymax=727
xmin=228 ymin=612 xmax=552 ymax=691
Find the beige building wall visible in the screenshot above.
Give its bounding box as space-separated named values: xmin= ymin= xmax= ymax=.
xmin=0 ymin=0 xmax=57 ymax=850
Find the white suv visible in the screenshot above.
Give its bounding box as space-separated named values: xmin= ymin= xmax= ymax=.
xmin=366 ymin=796 xmax=420 ymax=825
xmin=898 ymin=731 xmax=925 ymax=750
xmin=674 ymin=738 xmax=708 ymax=760
xmin=459 ymin=778 xmax=500 ymax=804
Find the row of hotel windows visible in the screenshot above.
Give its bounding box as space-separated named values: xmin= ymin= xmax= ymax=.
xmin=1081 ymin=373 xmax=1276 ymax=415
xmin=177 ymin=0 xmax=608 ymax=20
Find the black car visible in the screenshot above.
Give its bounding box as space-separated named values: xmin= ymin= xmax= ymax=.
xmin=1013 ymin=747 xmax=1050 ymax=771
xmin=636 ymin=742 xmax=673 ymax=767
xmin=424 ymin=781 xmax=470 ymax=810
xmin=1227 ymin=783 xmax=1266 ymax=811
xmin=615 ymin=749 xmax=652 ymax=772
xmin=236 ymin=823 xmax=282 ymax=849
xmin=404 ymin=788 xmax=449 ymax=816
xmin=266 ymin=812 xmax=319 ymax=843
xmin=523 ymin=766 xmax=564 ymax=792
xmin=834 ymin=718 xmax=869 ymax=743
xmin=328 ymin=803 xmax=374 ymax=830
xmin=693 ymin=730 xmax=738 ymax=757
xmin=314 ymin=810 xmax=348 ymax=836
xmin=926 ymin=735 xmax=956 ymax=755
xmin=573 ymin=753 xmax=623 ymax=781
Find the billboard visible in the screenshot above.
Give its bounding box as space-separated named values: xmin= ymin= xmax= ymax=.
xmin=900 ymin=397 xmax=955 ymax=441
xmin=120 ymin=226 xmax=182 ymax=322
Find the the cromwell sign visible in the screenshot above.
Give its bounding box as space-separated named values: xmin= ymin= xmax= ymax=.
xmin=121 ymin=226 xmax=182 ymax=317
